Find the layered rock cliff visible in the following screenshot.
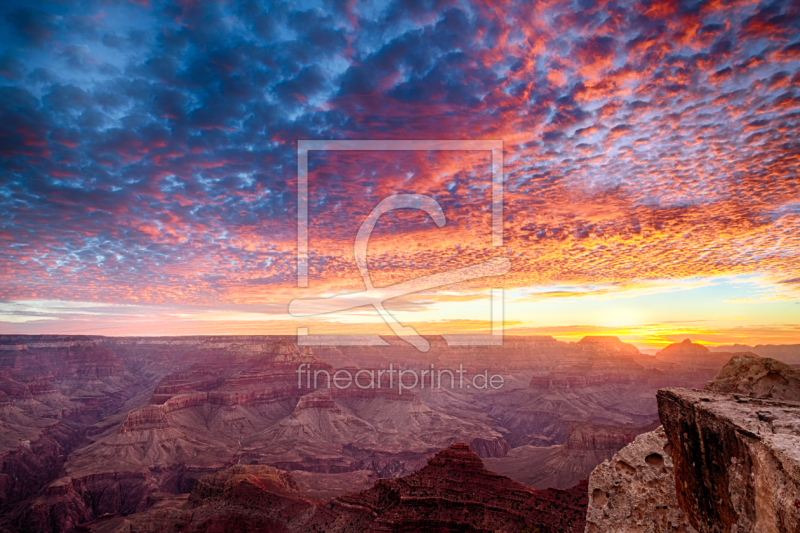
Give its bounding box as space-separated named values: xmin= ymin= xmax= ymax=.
xmin=586 ymin=354 xmax=800 ymax=533
xmin=308 ymin=443 xmax=588 ymax=533
xmin=78 ymin=464 xmax=317 ymax=532
xmin=657 ymin=354 xmax=800 ymax=532
xmin=82 ymin=443 xmax=588 ymax=533
xmin=658 ymin=386 xmax=800 ymax=532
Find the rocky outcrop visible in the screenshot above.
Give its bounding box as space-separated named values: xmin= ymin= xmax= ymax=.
xmin=0 ymin=422 xmax=84 ymax=510
xmin=585 ymin=426 xmax=698 ymax=532
xmin=652 ymin=355 xmax=800 ymax=533
xmin=15 ymin=466 xmax=218 ymax=532
xmin=657 ymin=387 xmax=800 ymax=532
xmin=468 ymin=436 xmax=511 ymax=458
xmin=705 ymin=353 xmax=800 ymax=401
xmin=565 ymin=421 xmax=655 ymax=452
xmin=118 ymin=406 xmax=170 ymax=433
xmin=655 ymin=339 xmax=750 ymax=377
xmin=585 ymin=354 xmax=800 ymax=533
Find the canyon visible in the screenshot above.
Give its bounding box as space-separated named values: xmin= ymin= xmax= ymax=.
xmin=82 ymin=443 xmax=588 ymax=533
xmin=484 ymin=420 xmax=660 ymax=489
xmin=0 ymin=335 xmax=782 ymax=531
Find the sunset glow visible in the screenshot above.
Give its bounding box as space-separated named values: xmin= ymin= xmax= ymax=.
xmin=1 ymin=0 xmax=798 ymax=348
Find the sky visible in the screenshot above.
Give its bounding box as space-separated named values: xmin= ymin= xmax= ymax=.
xmin=0 ymin=0 xmax=799 ymax=349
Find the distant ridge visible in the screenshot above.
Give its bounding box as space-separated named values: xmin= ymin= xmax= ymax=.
xmin=708 ymin=343 xmax=800 ymax=365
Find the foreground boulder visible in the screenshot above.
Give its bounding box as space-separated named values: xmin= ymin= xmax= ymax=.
xmin=585 ymin=355 xmax=800 ymax=533
xmin=585 ymin=426 xmax=697 ymax=533
xmin=655 ymin=355 xmax=800 ymax=532
xmin=705 ymin=353 xmax=800 ymax=401
xmin=657 ymin=386 xmax=800 ymax=532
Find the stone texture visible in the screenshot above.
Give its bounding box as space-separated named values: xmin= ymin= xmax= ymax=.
xmin=1 ymin=334 xmax=759 ymax=532
xmin=585 ymin=426 xmax=698 ymax=533
xmin=657 ymin=387 xmax=800 ymax=533
xmin=705 ymin=354 xmax=800 ymax=401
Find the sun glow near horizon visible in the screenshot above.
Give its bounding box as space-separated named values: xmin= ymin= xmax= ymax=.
xmin=2 ymin=273 xmax=797 ymax=350
xmin=0 ymin=0 xmax=798 ymax=350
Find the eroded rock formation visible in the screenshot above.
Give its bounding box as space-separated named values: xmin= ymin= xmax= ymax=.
xmin=586 ymin=354 xmax=800 ymax=533
xmin=3 ymin=334 xmax=784 ymax=532
xmin=308 ymin=443 xmax=588 ymax=533
xmin=704 ymin=353 xmax=800 ymax=401
xmin=585 ymin=426 xmax=698 ymax=533
xmin=79 ymin=464 xmax=317 ymax=532
xmin=658 ymin=387 xmax=800 ymax=532
xmin=83 ymin=443 xmax=588 ymax=533
xmin=657 ymin=355 xmax=800 ymax=532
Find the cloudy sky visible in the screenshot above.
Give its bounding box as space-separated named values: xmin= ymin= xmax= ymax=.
xmin=1 ymin=0 xmax=798 ymax=348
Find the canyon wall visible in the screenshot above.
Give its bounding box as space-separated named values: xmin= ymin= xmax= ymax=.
xmin=658 ymin=387 xmax=800 ymax=532
xmin=81 ymin=443 xmax=589 ymax=533
xmin=586 ymin=354 xmax=800 ymax=533
xmin=485 ymin=420 xmax=659 ymax=490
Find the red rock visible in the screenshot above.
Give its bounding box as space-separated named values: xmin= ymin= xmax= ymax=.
xmin=304 ymin=443 xmax=588 ymax=533
xmin=658 ymin=387 xmax=800 ymax=532
xmin=0 ymin=334 xmax=749 ymax=532
xmin=118 ymin=406 xmax=170 ymax=434
xmin=78 ymin=445 xmax=588 ymax=533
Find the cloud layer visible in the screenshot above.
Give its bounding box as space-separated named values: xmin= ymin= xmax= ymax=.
xmin=0 ymin=0 xmax=798 ymax=337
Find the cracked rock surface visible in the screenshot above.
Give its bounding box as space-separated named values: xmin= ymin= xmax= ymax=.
xmin=657 ymin=355 xmax=800 ymax=532
xmin=658 ymin=388 xmax=800 ymax=533
xmin=587 ymin=355 xmax=800 ymax=533
xmin=704 ymin=353 xmax=800 ymax=401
